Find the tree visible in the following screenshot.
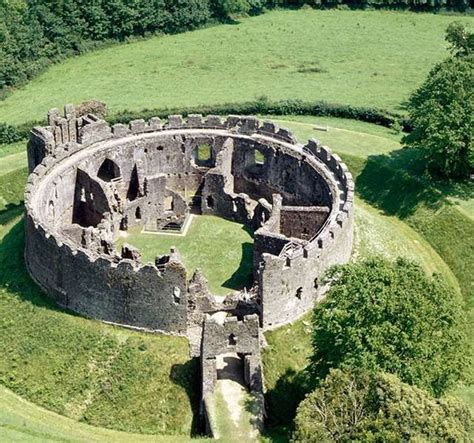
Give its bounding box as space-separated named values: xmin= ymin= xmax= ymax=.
xmin=403 ymin=25 xmax=473 ymax=179
xmin=309 ymin=258 xmax=468 ymax=396
xmin=446 ymin=22 xmax=474 ymax=57
xmin=292 ymin=368 xmax=472 ymax=443
xmin=213 ymin=0 xmax=251 ymax=19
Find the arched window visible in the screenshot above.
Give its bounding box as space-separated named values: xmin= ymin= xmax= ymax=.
xmin=254 ymin=149 xmax=265 ymax=166
xmin=164 ymin=196 xmax=174 ymax=211
xmin=135 ymin=207 xmax=142 ymax=221
xmin=194 ymin=144 xmax=213 ymax=167
xmin=296 ymin=287 xmax=303 ymax=300
xmin=98 ymin=158 xmax=121 ymax=182
xmin=48 ymin=201 xmax=55 ymax=221
xmin=173 ymin=287 xmax=181 ymax=304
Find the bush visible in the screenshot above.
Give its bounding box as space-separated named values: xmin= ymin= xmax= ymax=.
xmin=0 ymin=122 xmax=24 ymax=145
xmin=309 ymin=257 xmax=469 ymax=396
xmin=292 ymin=368 xmax=472 ymax=442
xmin=109 ymin=98 xmax=404 ymax=128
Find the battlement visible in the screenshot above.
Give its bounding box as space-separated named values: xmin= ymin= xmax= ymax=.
xmin=25 ymin=103 xmax=354 ymax=334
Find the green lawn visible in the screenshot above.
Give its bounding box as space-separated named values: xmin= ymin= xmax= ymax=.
xmin=0 ymin=141 xmax=25 ymax=159
xmin=0 ymin=385 xmax=195 ymax=443
xmin=1 ymin=10 xmax=473 ymax=125
xmin=117 ymin=215 xmax=254 ymax=296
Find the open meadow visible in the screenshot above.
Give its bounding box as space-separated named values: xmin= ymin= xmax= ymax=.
xmin=0 ymin=10 xmax=473 ymax=125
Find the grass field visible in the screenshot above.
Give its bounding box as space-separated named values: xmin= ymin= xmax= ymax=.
xmin=1 ymin=10 xmax=473 ymax=125
xmin=0 ymin=385 xmax=195 ymax=443
xmin=117 ymin=216 xmax=254 ymax=296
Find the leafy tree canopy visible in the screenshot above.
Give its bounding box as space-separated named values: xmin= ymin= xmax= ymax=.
xmin=292 ymin=368 xmax=472 ymax=443
xmin=403 ymin=24 xmax=473 ymax=179
xmin=310 ymin=257 xmax=469 ymax=396
xmin=446 ymin=21 xmax=474 ymax=57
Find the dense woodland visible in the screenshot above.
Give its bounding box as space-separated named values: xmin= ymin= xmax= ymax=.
xmin=0 ymin=0 xmax=471 ymax=93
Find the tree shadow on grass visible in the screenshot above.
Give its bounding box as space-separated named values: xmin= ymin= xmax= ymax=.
xmin=0 ymin=203 xmax=23 ymax=225
xmin=169 ymin=358 xmax=203 ymax=436
xmin=356 ymin=147 xmax=474 ymax=219
xmin=263 ymin=368 xmax=311 ymax=440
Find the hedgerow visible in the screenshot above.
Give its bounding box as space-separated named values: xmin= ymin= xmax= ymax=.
xmin=0 ymin=98 xmax=410 ymax=146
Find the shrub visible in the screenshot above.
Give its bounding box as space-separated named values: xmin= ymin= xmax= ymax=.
xmin=309 ymin=257 xmax=469 ymax=396
xmin=0 ymin=122 xmax=23 ymax=145
xmin=292 ymin=368 xmax=472 ymax=442
xmin=403 ymin=23 xmax=473 ymax=180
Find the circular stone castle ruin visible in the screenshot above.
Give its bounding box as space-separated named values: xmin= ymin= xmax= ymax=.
xmin=25 ymin=104 xmax=354 ymax=334
xmin=25 ymin=104 xmax=354 ymax=422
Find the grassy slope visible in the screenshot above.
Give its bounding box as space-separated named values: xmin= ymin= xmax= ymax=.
xmin=0 ymin=169 xmax=199 ymax=437
xmin=262 ymin=119 xmax=474 ymax=438
xmin=117 ymin=215 xmax=254 ymax=296
xmin=0 ymin=386 xmax=196 ymax=443
xmin=2 ymin=10 xmax=473 ymax=125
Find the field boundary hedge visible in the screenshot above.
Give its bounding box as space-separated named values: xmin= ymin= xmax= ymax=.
xmin=0 ymin=99 xmax=409 ymax=146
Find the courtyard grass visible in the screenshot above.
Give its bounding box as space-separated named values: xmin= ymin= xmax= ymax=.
xmin=117 ymin=215 xmax=254 ymax=296
xmin=1 ymin=10 xmax=473 ymax=125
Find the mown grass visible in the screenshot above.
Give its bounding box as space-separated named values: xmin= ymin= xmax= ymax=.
xmin=1 ymin=10 xmax=473 ymax=125
xmin=117 ymin=215 xmax=254 ymax=296
xmin=0 ymin=141 xmax=25 ymax=159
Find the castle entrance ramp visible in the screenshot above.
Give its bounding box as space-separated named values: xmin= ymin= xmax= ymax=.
xmin=206 ymin=352 xmax=261 ymax=441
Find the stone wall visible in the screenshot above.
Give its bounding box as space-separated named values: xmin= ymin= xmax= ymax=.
xmin=25 ymin=105 xmax=354 ymax=335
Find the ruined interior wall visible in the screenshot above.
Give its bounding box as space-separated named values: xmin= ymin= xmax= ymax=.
xmin=231 ymin=139 xmax=333 ymax=208
xmin=280 ymin=206 xmax=330 ymax=240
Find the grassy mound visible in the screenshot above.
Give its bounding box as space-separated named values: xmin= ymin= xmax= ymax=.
xmin=1 ymin=10 xmax=472 ymax=125
xmin=117 ymin=215 xmax=254 ymax=296
xmin=0 ymin=385 xmax=194 ymax=443
xmin=0 ymin=166 xmax=199 ymax=436
xmin=261 ymin=117 xmax=473 ymax=439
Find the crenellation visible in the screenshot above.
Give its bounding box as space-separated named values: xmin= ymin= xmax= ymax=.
xmin=187 ymin=114 xmax=203 ymax=127
xmin=112 ymin=123 xmax=130 ymax=137
xmin=25 ymin=104 xmax=353 ymax=340
xmin=167 ymin=114 xmax=184 ymax=128
xmin=130 ymin=119 xmax=146 ymax=133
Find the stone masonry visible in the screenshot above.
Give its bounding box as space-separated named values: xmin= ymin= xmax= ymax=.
xmin=24 ymin=104 xmax=354 ymax=434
